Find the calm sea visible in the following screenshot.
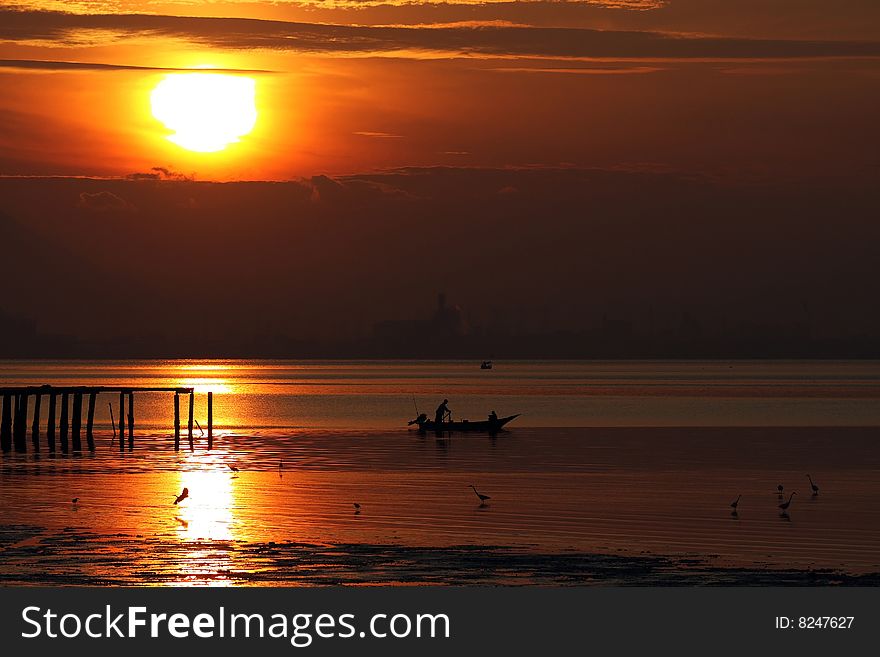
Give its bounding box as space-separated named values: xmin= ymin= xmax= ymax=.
xmin=1 ymin=360 xmax=879 ymax=585
xmin=1 ymin=359 xmax=879 ymax=431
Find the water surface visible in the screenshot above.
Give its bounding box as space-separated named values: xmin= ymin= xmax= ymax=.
xmin=1 ymin=360 xmax=879 ymax=585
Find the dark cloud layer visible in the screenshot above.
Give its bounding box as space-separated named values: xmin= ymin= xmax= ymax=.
xmin=0 ymin=58 xmax=269 ymax=72
xmin=2 ymin=9 xmax=880 ymax=59
xmin=77 ymin=190 xmax=135 ymax=212
xmin=1 ymin=167 xmax=878 ymax=357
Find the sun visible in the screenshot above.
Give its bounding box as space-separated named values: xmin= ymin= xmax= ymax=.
xmin=150 ymin=73 xmax=257 ymax=153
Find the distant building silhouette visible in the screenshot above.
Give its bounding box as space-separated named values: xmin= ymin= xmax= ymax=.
xmin=372 ymin=293 xmax=466 ymax=344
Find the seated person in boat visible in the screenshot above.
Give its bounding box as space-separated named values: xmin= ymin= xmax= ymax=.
xmin=489 ymin=410 xmax=498 ymax=422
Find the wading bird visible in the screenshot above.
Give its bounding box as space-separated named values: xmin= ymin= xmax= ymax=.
xmin=71 ymin=497 xmax=79 ymax=505
xmin=806 ymin=474 xmax=819 ymax=496
xmin=777 ymin=484 xmax=784 ymax=494
xmin=730 ymin=495 xmax=741 ymax=511
xmin=470 ymin=485 xmax=491 ymax=505
xmin=173 ymin=487 xmax=189 ymax=505
xmin=779 ymin=492 xmax=795 ymax=511
xmin=353 ymin=503 xmax=361 ymax=514
xmin=227 ymin=463 xmax=239 ymax=473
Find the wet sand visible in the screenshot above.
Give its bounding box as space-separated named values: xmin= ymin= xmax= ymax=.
xmin=1 ymin=427 xmax=879 ymax=585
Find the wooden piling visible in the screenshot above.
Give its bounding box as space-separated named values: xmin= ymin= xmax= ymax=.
xmin=14 ymin=394 xmax=28 ymax=452
xmin=0 ymin=385 xmax=203 ymax=455
xmin=188 ymin=392 xmax=194 ymax=451
xmin=86 ymin=392 xmax=96 ymax=452
xmin=60 ymin=392 xmax=69 ymax=453
xmin=1 ymin=393 xmax=11 ymax=452
xmin=71 ymin=392 xmax=83 ymax=453
xmin=47 ymin=393 xmax=57 ymax=452
xmin=118 ymin=392 xmax=125 ymax=451
xmin=31 ymin=393 xmax=41 ymax=452
xmin=128 ymin=392 xmax=134 ymax=450
xmin=174 ymin=393 xmax=180 ymax=451
xmin=207 ymin=391 xmax=213 ymax=450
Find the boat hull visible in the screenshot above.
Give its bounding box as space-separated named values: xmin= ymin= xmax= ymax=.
xmin=412 ymin=414 xmax=519 ymax=433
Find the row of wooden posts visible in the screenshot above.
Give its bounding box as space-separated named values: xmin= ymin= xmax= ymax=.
xmin=0 ymin=386 xmax=213 ymax=454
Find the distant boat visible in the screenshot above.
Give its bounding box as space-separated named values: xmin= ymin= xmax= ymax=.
xmin=480 ymin=360 xmax=493 ymax=370
xmin=408 ymin=413 xmax=519 ymax=433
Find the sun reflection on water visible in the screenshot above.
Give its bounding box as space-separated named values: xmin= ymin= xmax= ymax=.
xmin=174 ymin=377 xmax=235 ymax=395
xmin=166 ymin=454 xmax=240 ymax=586
xmin=174 ymin=468 xmax=235 ymax=541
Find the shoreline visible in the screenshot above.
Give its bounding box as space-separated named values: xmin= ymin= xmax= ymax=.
xmin=2 ymin=527 xmax=879 ymax=587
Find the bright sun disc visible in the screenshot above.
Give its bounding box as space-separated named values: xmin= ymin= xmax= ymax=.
xmin=150 ymin=73 xmax=257 ymax=153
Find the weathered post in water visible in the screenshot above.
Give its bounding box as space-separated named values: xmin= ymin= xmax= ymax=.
xmin=47 ymin=392 xmax=57 ymax=452
xmin=188 ymin=392 xmax=194 ymax=451
xmin=11 ymin=395 xmax=20 ymax=450
xmin=1 ymin=393 xmax=12 ymax=452
xmin=14 ymin=394 xmax=29 ymax=452
xmin=31 ymin=392 xmax=41 ymax=452
xmin=128 ymin=393 xmax=134 ymax=450
xmin=86 ymin=391 xmax=96 ymax=452
xmin=174 ymin=393 xmax=182 ymax=450
xmin=71 ymin=392 xmax=83 ymax=453
xmin=118 ymin=392 xmax=125 ymax=451
xmin=60 ymin=392 xmax=69 ymax=453
xmin=207 ymin=391 xmax=213 ymax=450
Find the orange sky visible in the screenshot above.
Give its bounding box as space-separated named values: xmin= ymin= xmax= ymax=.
xmin=1 ymin=1 xmax=879 ymax=180
xmin=0 ymin=2 xmax=879 ymax=354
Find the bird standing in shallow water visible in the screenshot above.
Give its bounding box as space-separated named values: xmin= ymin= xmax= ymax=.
xmin=806 ymin=474 xmax=819 ymax=496
xmin=730 ymin=495 xmax=741 ymax=511
xmin=779 ymin=492 xmax=795 ymax=511
xmin=173 ymin=487 xmax=189 ymax=505
xmin=227 ymin=463 xmax=239 ymax=473
xmin=353 ymin=503 xmax=361 ymax=514
xmin=777 ymin=484 xmax=784 ymax=494
xmin=470 ymin=485 xmax=491 ymax=505
xmin=71 ymin=497 xmax=79 ymax=506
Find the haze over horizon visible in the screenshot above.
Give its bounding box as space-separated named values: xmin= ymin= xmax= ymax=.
xmin=1 ymin=1 xmax=878 ymax=357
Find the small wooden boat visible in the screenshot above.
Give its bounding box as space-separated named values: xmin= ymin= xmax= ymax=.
xmin=408 ymin=413 xmax=520 ymax=433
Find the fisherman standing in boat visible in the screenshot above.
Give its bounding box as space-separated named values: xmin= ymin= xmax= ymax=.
xmin=435 ymin=399 xmax=451 ymax=425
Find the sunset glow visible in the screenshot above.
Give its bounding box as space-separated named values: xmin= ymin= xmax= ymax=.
xmin=150 ymin=73 xmax=257 ymax=152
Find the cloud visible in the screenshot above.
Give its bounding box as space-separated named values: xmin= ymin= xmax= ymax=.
xmin=488 ymin=65 xmax=663 ymax=75
xmin=126 ymin=166 xmax=193 ymax=181
xmin=77 ymin=190 xmax=134 ymax=212
xmin=2 ymin=9 xmax=880 ymax=60
xmin=353 ymin=131 xmax=404 ymax=138
xmin=0 ymin=58 xmax=270 ymax=73
xmin=3 ymin=165 xmax=878 ymax=355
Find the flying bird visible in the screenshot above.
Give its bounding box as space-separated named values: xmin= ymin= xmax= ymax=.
xmin=779 ymin=492 xmax=796 ymax=511
xmin=470 ymin=484 xmax=491 ymax=505
xmin=806 ymin=474 xmax=819 ymax=496
xmin=730 ymin=495 xmax=741 ymax=511
xmin=173 ymin=487 xmax=189 ymax=505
